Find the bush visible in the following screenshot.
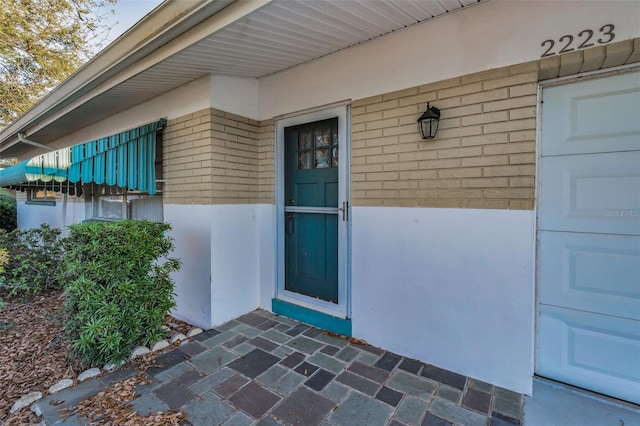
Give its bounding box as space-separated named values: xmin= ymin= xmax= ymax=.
xmin=0 ymin=224 xmax=64 ymax=297
xmin=0 ymin=192 xmax=17 ymax=232
xmin=62 ymin=220 xmax=181 ymax=366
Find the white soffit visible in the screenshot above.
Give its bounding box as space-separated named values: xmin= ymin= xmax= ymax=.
xmin=4 ymin=0 xmax=481 ymax=152
xmin=177 ymin=0 xmax=481 ymax=78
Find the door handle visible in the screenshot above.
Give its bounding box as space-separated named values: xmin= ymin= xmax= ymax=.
xmin=286 ymin=213 xmax=295 ymax=235
xmin=338 ymin=201 xmax=349 ymax=221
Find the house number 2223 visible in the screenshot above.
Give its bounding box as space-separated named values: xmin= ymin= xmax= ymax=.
xmin=541 ymin=24 xmax=615 ymax=57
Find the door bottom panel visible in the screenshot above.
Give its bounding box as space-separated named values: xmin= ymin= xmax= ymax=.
xmin=285 ymin=212 xmax=338 ymax=303
xmin=538 ymin=304 xmax=640 ymax=404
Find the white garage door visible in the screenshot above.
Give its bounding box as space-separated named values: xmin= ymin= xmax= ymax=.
xmin=538 ymin=70 xmax=640 ymax=404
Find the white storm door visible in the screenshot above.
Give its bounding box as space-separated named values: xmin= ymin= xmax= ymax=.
xmin=275 ymin=105 xmax=351 ymax=319
xmin=537 ymin=70 xmax=640 ymax=404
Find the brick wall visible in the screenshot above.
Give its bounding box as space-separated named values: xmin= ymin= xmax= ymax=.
xmin=210 ymin=109 xmax=259 ymax=204
xmin=258 ymin=119 xmax=275 ymax=203
xmin=350 ymin=37 xmax=639 ymax=210
xmin=163 ymin=109 xmax=215 ymax=204
xmin=351 ymin=63 xmax=538 ymax=210
xmin=161 ymin=38 xmax=638 ymax=208
xmin=163 ymin=108 xmax=260 ymax=204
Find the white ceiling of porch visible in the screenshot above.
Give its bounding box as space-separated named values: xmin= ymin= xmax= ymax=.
xmin=178 ymin=0 xmax=481 ymax=78
xmin=14 ymin=0 xmax=483 ymax=151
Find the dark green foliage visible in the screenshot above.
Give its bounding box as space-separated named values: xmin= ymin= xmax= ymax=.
xmin=62 ymin=220 xmax=181 ymax=366
xmin=0 ymin=192 xmax=17 ymax=232
xmin=1 ymin=0 xmax=118 ymax=127
xmin=0 ymin=224 xmax=64 ymax=297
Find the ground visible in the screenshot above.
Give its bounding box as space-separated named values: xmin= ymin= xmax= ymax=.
xmin=0 ymin=289 xmax=192 ymax=425
xmin=1 ymin=291 xmax=526 ymax=425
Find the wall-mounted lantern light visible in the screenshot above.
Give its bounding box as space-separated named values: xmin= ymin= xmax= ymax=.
xmin=417 ymin=103 xmax=440 ymax=140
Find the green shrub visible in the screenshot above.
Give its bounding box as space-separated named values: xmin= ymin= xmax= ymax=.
xmin=0 ymin=192 xmax=17 ymax=232
xmin=62 ymin=220 xmax=181 ymax=366
xmin=0 ymin=224 xmax=64 ymax=297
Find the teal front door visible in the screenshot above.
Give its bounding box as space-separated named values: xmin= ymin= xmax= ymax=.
xmin=284 ymin=118 xmax=339 ymax=303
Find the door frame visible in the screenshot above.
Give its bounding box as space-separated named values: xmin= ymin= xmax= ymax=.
xmin=274 ymin=103 xmax=351 ymax=319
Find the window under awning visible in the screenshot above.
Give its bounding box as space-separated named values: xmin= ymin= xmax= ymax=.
xmin=0 ymin=119 xmax=166 ymax=196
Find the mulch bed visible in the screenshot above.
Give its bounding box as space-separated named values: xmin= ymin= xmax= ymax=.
xmin=0 ymin=289 xmax=194 ymax=425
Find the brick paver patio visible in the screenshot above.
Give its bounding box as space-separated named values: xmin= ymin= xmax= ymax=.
xmin=35 ymin=310 xmax=524 ymax=425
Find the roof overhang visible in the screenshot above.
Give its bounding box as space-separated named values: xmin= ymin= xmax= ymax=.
xmin=0 ymin=0 xmax=483 ymax=158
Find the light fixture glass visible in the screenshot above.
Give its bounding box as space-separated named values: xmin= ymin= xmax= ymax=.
xmin=417 ymin=103 xmax=440 ymax=140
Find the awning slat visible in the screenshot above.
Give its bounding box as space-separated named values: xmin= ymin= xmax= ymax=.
xmin=116 ymin=144 xmax=127 ymax=188
xmin=128 ymin=137 xmax=138 ymax=190
xmin=81 ymin=155 xmax=94 ymax=183
xmin=94 ymin=152 xmax=106 ymax=185
xmin=0 ymin=119 xmax=166 ymax=193
xmin=106 ymin=143 xmax=117 ymax=186
xmin=138 ymin=133 xmax=148 ymax=192
xmin=147 ymin=134 xmax=156 ymax=196
xmin=68 ymin=145 xmax=82 ymax=183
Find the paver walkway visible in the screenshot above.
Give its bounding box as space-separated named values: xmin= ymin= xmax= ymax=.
xmin=35 ymin=310 xmax=524 ymax=425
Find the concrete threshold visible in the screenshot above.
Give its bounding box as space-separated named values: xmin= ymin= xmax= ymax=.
xmin=523 ymin=377 xmax=640 ymax=426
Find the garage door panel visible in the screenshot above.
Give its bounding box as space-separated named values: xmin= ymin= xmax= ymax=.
xmin=539 ymin=231 xmax=640 ymax=320
xmin=539 ymin=71 xmax=640 ymax=403
xmin=542 ymin=72 xmax=640 ymax=156
xmin=538 ymin=305 xmax=640 ymax=404
xmin=540 ymin=151 xmax=640 ymax=235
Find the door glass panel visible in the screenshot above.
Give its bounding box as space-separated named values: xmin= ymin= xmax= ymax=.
xmin=298 ymin=151 xmax=313 ymax=169
xmin=316 ymin=148 xmax=330 ymax=169
xmin=315 ymin=127 xmax=331 ymax=147
xmin=292 ymin=121 xmax=339 ymax=171
xmin=286 ymin=118 xmax=339 ymax=208
xmin=298 ymin=130 xmax=313 ymax=150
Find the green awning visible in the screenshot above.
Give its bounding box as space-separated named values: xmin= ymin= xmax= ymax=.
xmin=0 ymin=119 xmax=166 ymax=195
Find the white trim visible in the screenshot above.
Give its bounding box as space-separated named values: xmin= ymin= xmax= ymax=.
xmin=284 ymin=206 xmax=339 ymax=214
xmin=534 ymin=81 xmax=544 ymax=374
xmin=538 ymin=63 xmax=640 ymax=89
xmin=275 ymin=105 xmax=351 ymax=318
xmin=277 ymin=292 xmax=349 ymax=319
xmin=273 ymin=100 xmax=351 ymax=121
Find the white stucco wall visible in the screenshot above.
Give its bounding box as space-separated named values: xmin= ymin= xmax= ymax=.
xmin=211 ymin=76 xmax=260 ymax=121
xmin=351 ymin=206 xmax=536 ymax=394
xmin=164 ymin=204 xmax=214 ymax=328
xmin=17 ymin=199 xmax=85 ymax=230
xmin=164 ymin=203 xmax=266 ymax=329
xmin=210 ymin=204 xmax=262 ymax=326
xmin=66 ymin=200 xmax=87 ymax=226
xmin=258 ymin=0 xmax=640 ymax=118
xmin=257 ymin=204 xmax=276 ymax=311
